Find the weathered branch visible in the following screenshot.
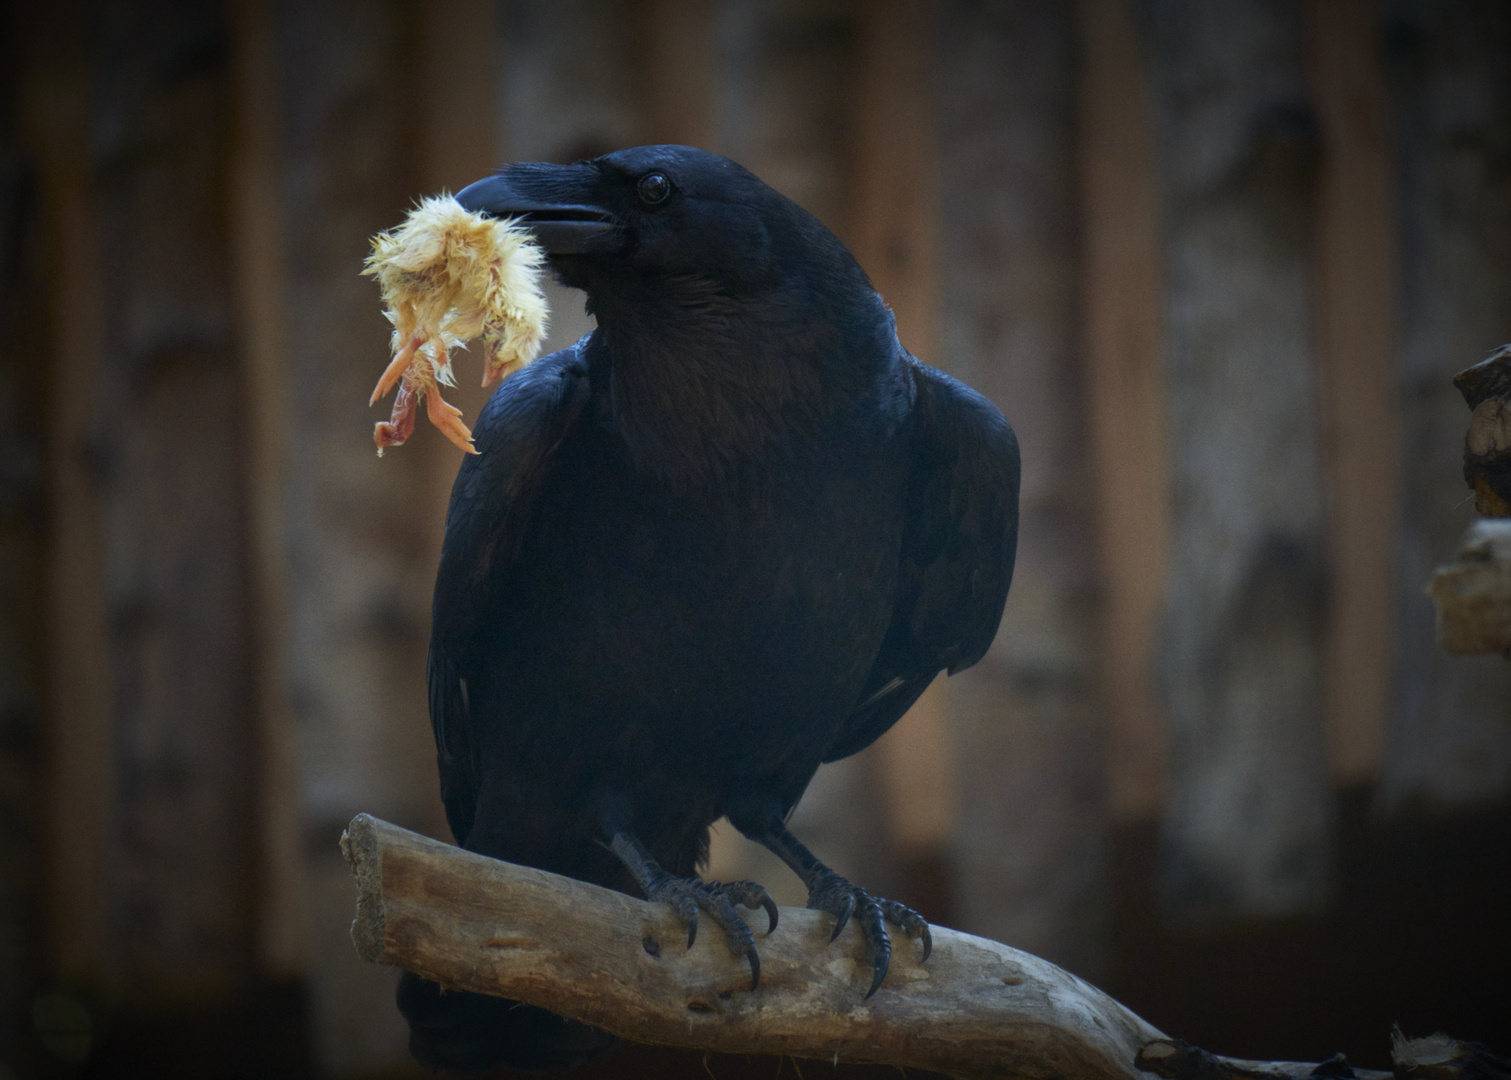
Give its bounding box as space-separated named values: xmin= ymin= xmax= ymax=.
xmin=343 ymin=814 xmax=1160 ymax=1079
xmin=1428 ymin=519 xmax=1511 ymax=656
xmin=344 ymin=815 xmax=1500 ymax=1080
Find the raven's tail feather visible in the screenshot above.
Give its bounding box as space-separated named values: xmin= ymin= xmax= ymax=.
xmin=396 ymin=970 xmax=618 ymax=1073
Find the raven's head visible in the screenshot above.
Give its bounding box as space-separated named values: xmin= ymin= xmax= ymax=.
xmin=457 ymin=146 xmax=896 ymax=485
xmin=455 ymin=146 xmax=872 ymax=328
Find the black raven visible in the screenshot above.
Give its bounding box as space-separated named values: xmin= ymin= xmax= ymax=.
xmin=396 ymin=145 xmax=1020 ymax=1073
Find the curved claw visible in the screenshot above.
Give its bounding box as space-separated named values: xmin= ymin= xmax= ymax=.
xmin=919 ymin=923 xmax=933 ymax=964
xmin=827 ymin=893 xmax=855 ymax=943
xmin=865 ymin=950 xmax=890 ymax=1001
xmin=745 ymin=946 xmax=761 ymax=991
xmin=759 ymin=892 xmax=779 ymax=935
xmin=724 ymin=880 xmax=778 ymax=934
xmin=685 ymin=910 xmax=698 ymax=950
xmin=859 ymin=898 xmax=892 ymax=1000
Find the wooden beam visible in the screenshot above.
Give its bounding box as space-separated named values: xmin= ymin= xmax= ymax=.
xmin=343 ymin=815 xmax=1164 ymax=1080
xmin=1429 ymin=520 xmax=1511 ymax=656
xmin=22 ymin=5 xmax=115 ymax=990
xmin=935 ymin=0 xmax=1108 ymax=976
xmin=1312 ymin=0 xmax=1400 ymax=786
xmin=847 ymin=0 xmax=956 ymax=863
xmin=89 ymin=0 xmax=258 ymax=998
xmin=1143 ymin=0 xmax=1335 ymax=920
xmin=229 ymin=0 xmax=309 ymax=980
xmin=1077 ymin=0 xmax=1172 ymax=822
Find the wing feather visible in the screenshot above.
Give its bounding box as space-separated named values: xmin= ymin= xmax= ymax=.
xmin=427 ymin=344 xmax=590 ymax=844
xmin=822 ymin=357 xmax=1020 ymax=763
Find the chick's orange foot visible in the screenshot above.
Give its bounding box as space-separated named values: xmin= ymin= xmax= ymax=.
xmin=363 ymin=194 xmax=549 ymax=455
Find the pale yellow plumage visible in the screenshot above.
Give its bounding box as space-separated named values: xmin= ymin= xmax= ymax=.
xmin=363 ymin=194 xmax=549 ymax=454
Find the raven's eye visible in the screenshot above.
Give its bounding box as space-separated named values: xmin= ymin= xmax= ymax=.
xmin=637 ymin=172 xmax=673 ymax=207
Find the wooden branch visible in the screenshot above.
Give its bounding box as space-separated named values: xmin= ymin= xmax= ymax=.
xmin=1428 ymin=519 xmax=1511 ymax=656
xmin=343 ymin=814 xmax=1161 ymax=1079
xmin=344 ymin=816 xmax=1502 ymax=1080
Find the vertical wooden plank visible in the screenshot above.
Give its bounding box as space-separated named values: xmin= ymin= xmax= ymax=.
xmin=22 ymin=5 xmax=115 ymax=992
xmin=1143 ymin=0 xmax=1335 ymax=920
xmin=936 ymin=0 xmax=1109 ymax=977
xmin=847 ymin=0 xmax=957 ymax=881
xmin=229 ymin=0 xmax=308 ymax=980
xmin=1078 ymin=0 xmax=1172 ymax=823
xmin=710 ymin=0 xmax=856 ymax=231
xmin=1 ymin=13 xmax=57 ymax=1048
xmin=1381 ymin=0 xmax=1511 ymax=808
xmin=1312 ymin=0 xmax=1400 ymax=788
xmin=90 ymin=0 xmax=258 ymax=999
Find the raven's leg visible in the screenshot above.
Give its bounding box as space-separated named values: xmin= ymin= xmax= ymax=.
xmin=607 ymin=831 xmax=778 ymax=990
xmin=732 ymin=809 xmax=932 ymax=999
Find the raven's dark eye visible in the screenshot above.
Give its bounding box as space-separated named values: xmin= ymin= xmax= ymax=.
xmin=637 ymin=172 xmax=673 ymax=207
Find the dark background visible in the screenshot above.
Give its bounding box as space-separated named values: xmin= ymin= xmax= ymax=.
xmin=1 ymin=0 xmax=1508 ymax=1077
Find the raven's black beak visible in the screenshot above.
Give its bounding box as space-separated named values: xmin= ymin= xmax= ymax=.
xmin=456 ymin=166 xmax=623 ymax=256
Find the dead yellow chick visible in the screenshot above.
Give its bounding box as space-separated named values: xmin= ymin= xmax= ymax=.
xmin=363 ymin=194 xmax=549 ymax=454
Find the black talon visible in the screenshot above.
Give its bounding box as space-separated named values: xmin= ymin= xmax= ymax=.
xmin=745 ymin=946 xmax=761 ymax=990
xmin=865 ymin=951 xmax=890 ymax=1000
xmin=760 ymin=892 xmax=779 ymax=934
xmin=685 ymin=910 xmax=698 ymax=949
xmin=720 ymin=881 xmax=779 ymax=935
xmin=827 ymin=893 xmax=855 ymax=942
xmin=737 ymin=818 xmax=932 ymax=998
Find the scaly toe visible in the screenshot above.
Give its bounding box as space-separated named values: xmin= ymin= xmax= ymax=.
xmin=806 ymin=874 xmax=933 ymax=998
xmin=645 ymin=876 xmax=773 ymax=990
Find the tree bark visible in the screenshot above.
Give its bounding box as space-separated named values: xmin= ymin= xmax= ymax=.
xmin=343 ymin=815 xmax=1163 ymax=1080
xmin=1381 ymin=0 xmax=1511 ymax=809
xmin=1428 ymin=520 xmax=1511 ymax=656
xmin=935 ymin=0 xmax=1109 ymax=978
xmin=1142 ymin=0 xmax=1335 ymax=922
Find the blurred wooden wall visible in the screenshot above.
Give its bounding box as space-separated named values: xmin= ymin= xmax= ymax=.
xmin=3 ymin=0 xmax=1510 ymax=1076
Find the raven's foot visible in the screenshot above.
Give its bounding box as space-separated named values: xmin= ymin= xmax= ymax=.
xmin=807 ymin=871 xmax=932 ymax=999
xmin=643 ymin=874 xmax=778 ymax=990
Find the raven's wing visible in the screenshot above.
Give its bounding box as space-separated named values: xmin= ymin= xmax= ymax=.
xmin=427 ymin=345 xmax=590 ymax=845
xmin=822 ymin=357 xmax=1021 ymax=764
